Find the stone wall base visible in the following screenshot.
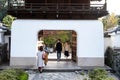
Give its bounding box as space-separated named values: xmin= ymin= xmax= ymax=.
xmin=77 ymin=57 xmax=104 ymax=66
xmin=10 ymin=57 xmax=104 ymax=67
xmin=10 ymin=57 xmax=36 ymax=66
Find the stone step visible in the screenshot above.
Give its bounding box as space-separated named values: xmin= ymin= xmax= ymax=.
xmin=43 ymin=68 xmax=112 ymax=72
xmin=25 ymin=65 xmax=112 ymax=73
xmin=48 ymin=59 xmax=71 ymax=61
xmin=0 ymin=61 xmax=112 ymax=72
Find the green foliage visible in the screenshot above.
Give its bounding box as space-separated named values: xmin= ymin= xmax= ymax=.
xmin=44 ymin=35 xmax=55 ymax=45
xmin=88 ymin=68 xmax=115 ymax=80
xmin=83 ymin=78 xmax=88 ymax=80
xmin=89 ymin=68 xmax=107 ymax=80
xmin=79 ymin=70 xmax=85 ymax=75
xmin=15 ymin=69 xmax=28 ymax=80
xmin=57 ymin=31 xmax=71 ymax=42
xmin=118 ymin=16 xmax=120 ymax=26
xmin=2 ymin=15 xmax=16 ymax=28
xmin=104 ymin=47 xmax=114 ymax=68
xmin=44 ymin=31 xmax=72 ymax=47
xmin=0 ymin=0 xmax=7 ymax=20
xmin=0 ymin=69 xmax=28 ymax=80
xmin=0 ymin=69 xmax=17 ymax=80
xmin=102 ymin=13 xmax=118 ymax=31
xmin=19 ymin=72 xmax=28 ymax=80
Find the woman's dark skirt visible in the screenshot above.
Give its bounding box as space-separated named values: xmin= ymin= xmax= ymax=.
xmin=64 ymin=51 xmax=69 ymax=57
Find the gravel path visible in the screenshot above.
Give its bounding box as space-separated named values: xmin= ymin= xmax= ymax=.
xmin=28 ymin=71 xmax=119 ymax=80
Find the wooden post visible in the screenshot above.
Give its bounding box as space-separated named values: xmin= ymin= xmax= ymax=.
xmin=72 ymin=31 xmax=77 ymax=62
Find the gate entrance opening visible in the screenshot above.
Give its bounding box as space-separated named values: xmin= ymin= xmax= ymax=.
xmin=37 ymin=30 xmax=77 ymax=62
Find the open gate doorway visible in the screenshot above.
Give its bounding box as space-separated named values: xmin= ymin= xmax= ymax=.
xmin=37 ymin=30 xmax=77 ymax=62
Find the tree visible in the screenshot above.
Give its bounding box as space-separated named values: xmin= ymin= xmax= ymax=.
xmin=44 ymin=31 xmax=72 ymax=47
xmin=0 ymin=0 xmax=7 ymax=21
xmin=118 ymin=15 xmax=120 ymax=26
xmin=2 ymin=15 xmax=16 ymax=28
xmin=102 ymin=13 xmax=118 ymax=31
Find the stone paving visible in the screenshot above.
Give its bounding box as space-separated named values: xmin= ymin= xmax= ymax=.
xmin=28 ymin=71 xmax=88 ymax=80
xmin=0 ymin=52 xmax=119 ymax=80
xmin=28 ymin=71 xmax=119 ymax=80
xmin=48 ymin=52 xmax=71 ymax=59
xmin=0 ymin=61 xmax=119 ymax=80
xmin=27 ymin=60 xmax=119 ymax=80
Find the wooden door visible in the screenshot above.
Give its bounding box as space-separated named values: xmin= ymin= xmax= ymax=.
xmin=72 ymin=31 xmax=77 ymax=62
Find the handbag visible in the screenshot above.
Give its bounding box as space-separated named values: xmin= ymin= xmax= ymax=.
xmin=42 ymin=53 xmax=46 ymax=60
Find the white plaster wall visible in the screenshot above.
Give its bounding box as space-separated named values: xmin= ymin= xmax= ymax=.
xmin=111 ymin=34 xmax=120 ymax=48
xmin=0 ymin=33 xmax=2 ymax=43
xmin=0 ymin=29 xmax=3 ymax=43
xmin=104 ymin=37 xmax=112 ymax=52
xmin=11 ymin=20 xmax=104 ymax=58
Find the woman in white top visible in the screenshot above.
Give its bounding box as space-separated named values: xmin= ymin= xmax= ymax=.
xmin=37 ymin=46 xmax=45 ymax=73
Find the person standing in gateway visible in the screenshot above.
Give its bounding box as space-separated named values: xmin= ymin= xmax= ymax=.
xmin=55 ymin=39 xmax=62 ymax=61
xmin=64 ymin=41 xmax=70 ymax=59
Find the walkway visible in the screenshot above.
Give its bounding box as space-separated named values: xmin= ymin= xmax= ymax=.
xmin=44 ymin=61 xmax=112 ymax=72
xmin=28 ymin=61 xmax=119 ymax=80
xmin=48 ymin=52 xmax=71 ymax=59
xmin=0 ymin=61 xmax=112 ymax=72
xmin=0 ymin=62 xmax=119 ymax=80
xmin=0 ymin=61 xmax=119 ymax=80
xmin=28 ymin=72 xmax=89 ymax=80
xmin=28 ymin=72 xmax=119 ymax=80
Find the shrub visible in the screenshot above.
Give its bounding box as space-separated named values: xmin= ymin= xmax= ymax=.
xmin=16 ymin=69 xmax=28 ymax=80
xmin=0 ymin=69 xmax=28 ymax=80
xmin=0 ymin=69 xmax=17 ymax=80
xmin=2 ymin=15 xmax=16 ymax=28
xmin=19 ymin=72 xmax=28 ymax=80
xmin=105 ymin=47 xmax=114 ymax=68
xmin=88 ymin=68 xmax=115 ymax=80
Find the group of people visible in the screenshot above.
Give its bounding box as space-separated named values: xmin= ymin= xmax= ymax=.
xmin=37 ymin=39 xmax=71 ymax=73
xmin=56 ymin=39 xmax=71 ymax=61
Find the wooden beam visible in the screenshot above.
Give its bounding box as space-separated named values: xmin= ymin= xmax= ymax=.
xmin=69 ymin=0 xmax=71 ymax=5
xmin=45 ymin=0 xmax=47 ymax=5
xmin=90 ymin=0 xmax=102 ymax=1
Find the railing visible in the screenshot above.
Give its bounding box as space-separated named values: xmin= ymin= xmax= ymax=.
xmin=8 ymin=3 xmax=106 ymax=12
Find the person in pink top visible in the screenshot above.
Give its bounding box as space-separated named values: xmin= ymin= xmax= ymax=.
xmin=64 ymin=41 xmax=70 ymax=59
